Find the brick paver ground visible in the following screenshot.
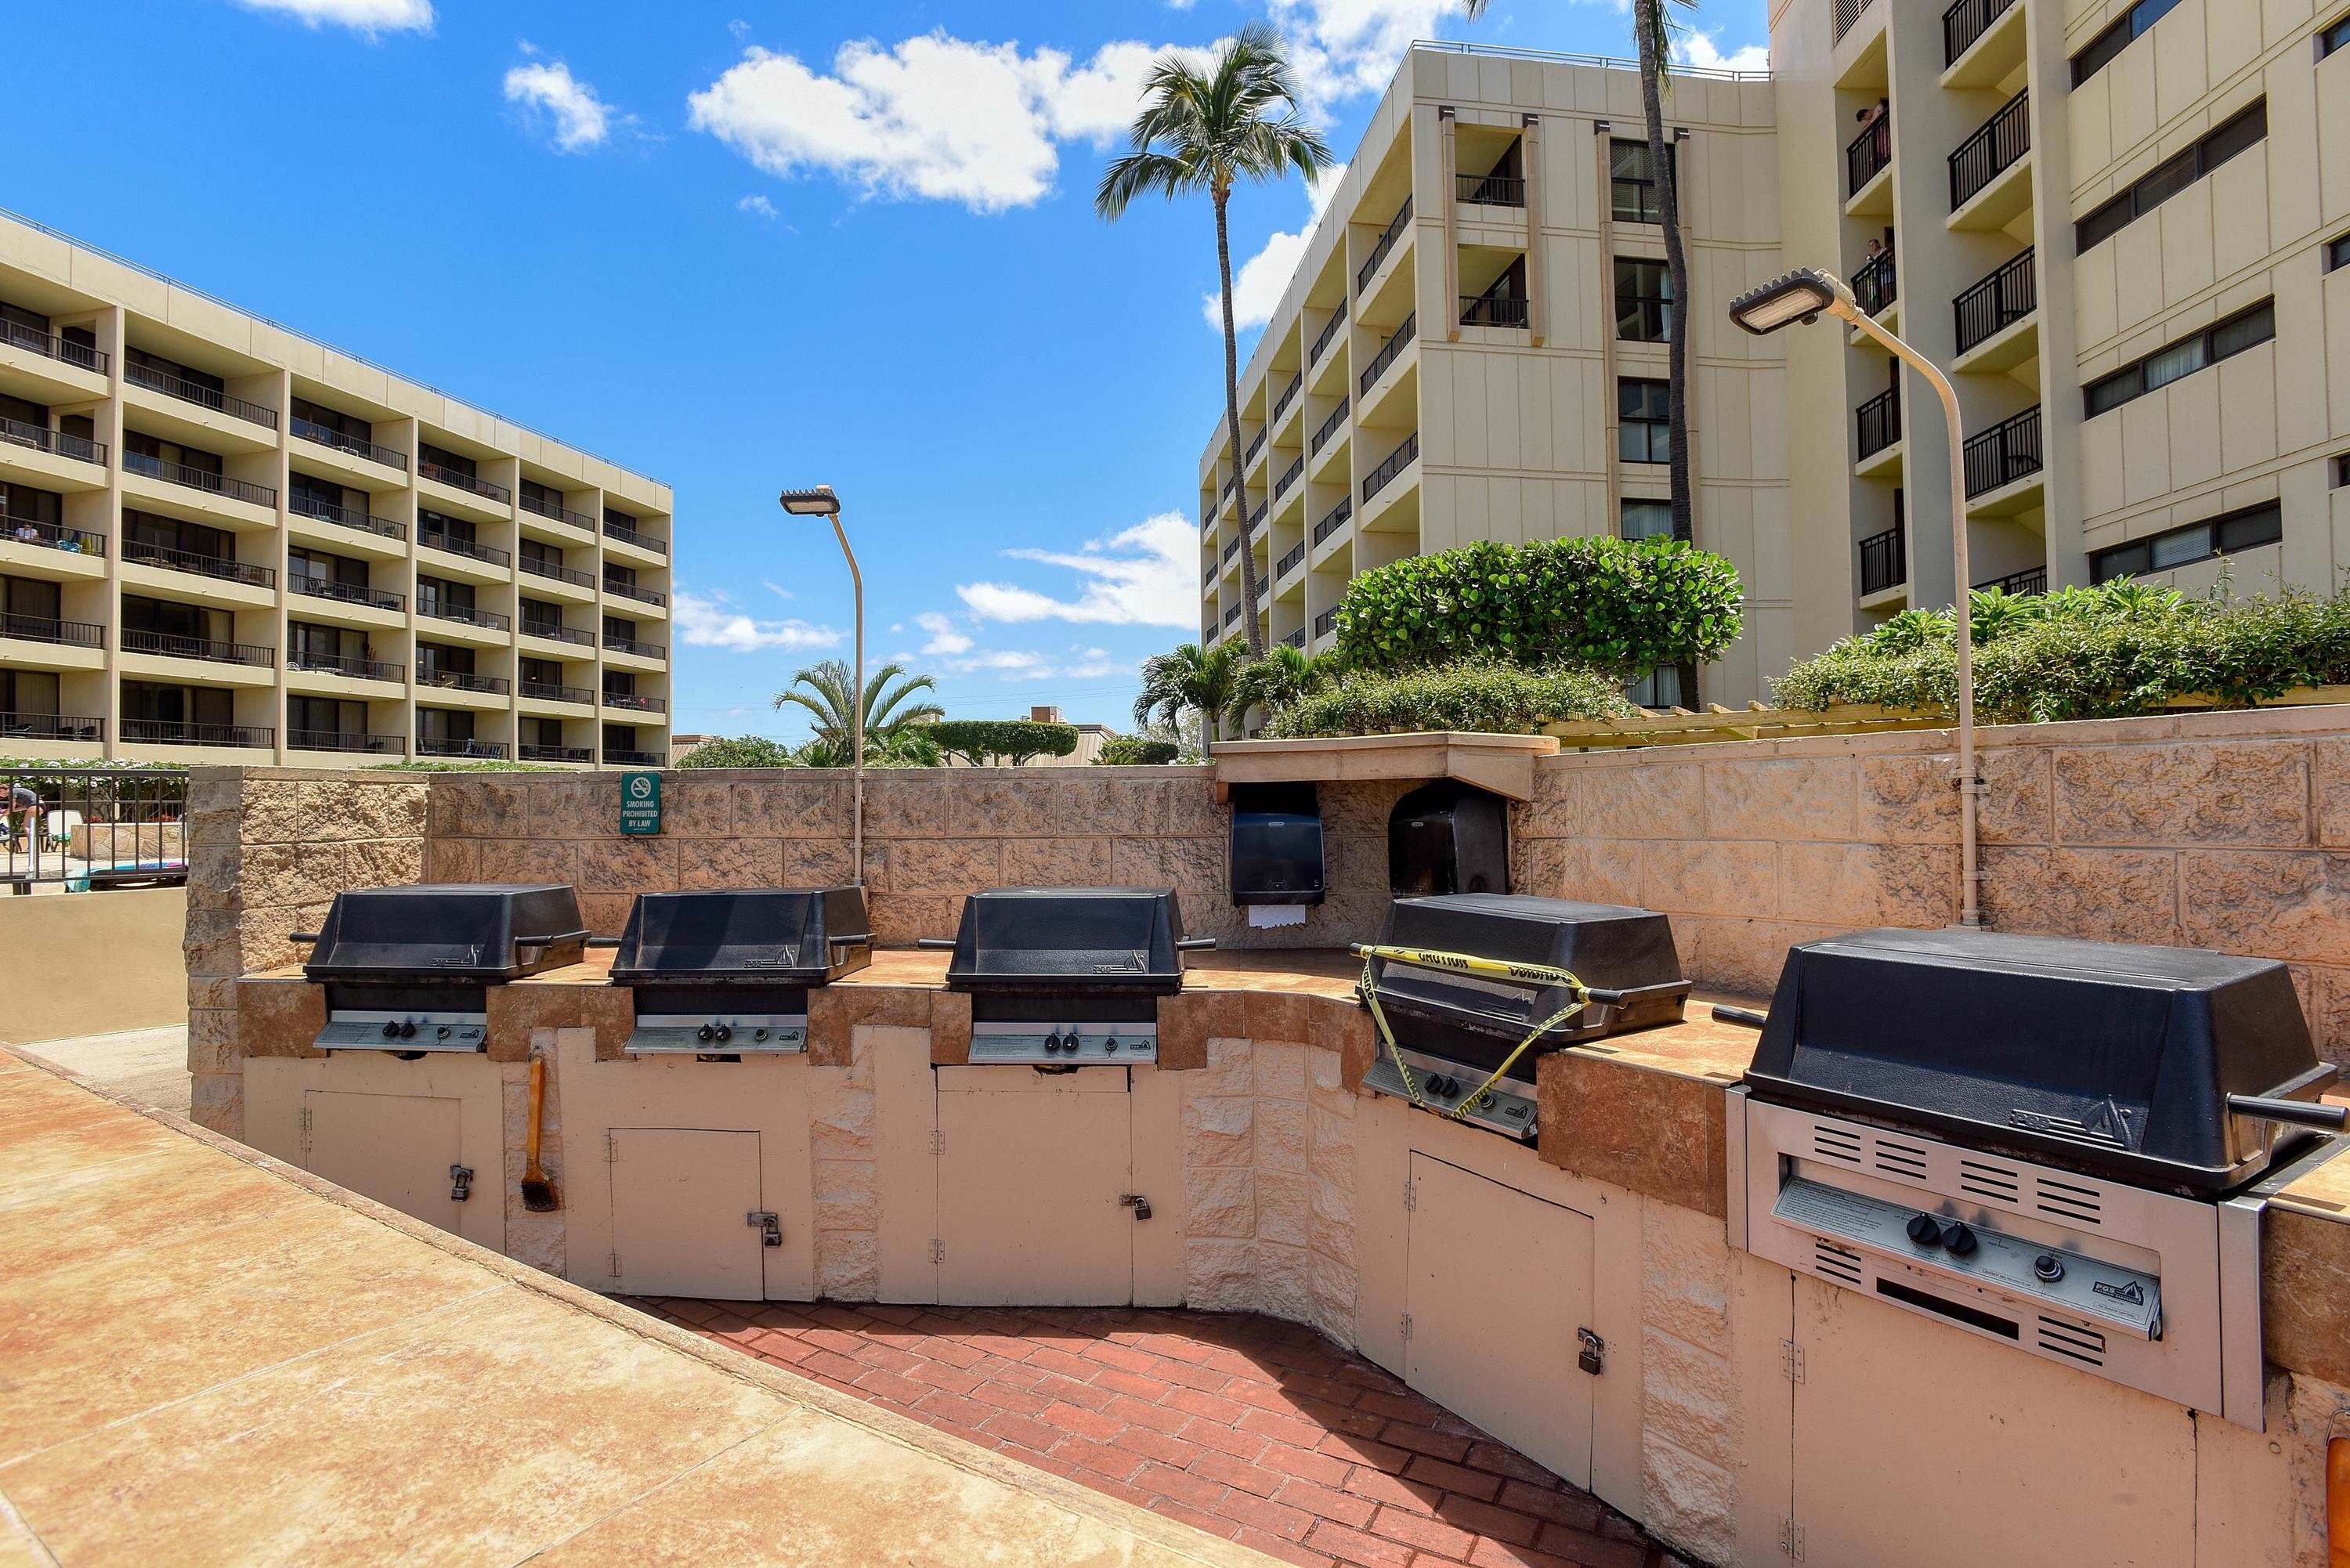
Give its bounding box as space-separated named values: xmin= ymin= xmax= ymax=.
xmin=629 ymin=1298 xmax=1691 ymax=1568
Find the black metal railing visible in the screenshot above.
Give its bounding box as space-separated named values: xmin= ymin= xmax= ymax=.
xmin=1245 ymin=428 xmax=1266 ymax=466
xmin=603 ymin=518 xmax=667 ymax=555
xmin=1246 ymin=504 xmax=1267 ymax=536
xmin=418 ymin=527 xmax=511 ymax=567
xmin=120 ymin=720 xmax=272 ymax=750
xmin=1277 ymin=541 xmax=1305 ymax=578
xmin=604 ymin=579 xmax=668 ymax=607
xmin=604 ymin=634 xmax=666 ymax=659
xmin=0 ymin=518 xmax=105 ymax=557
xmin=123 ymin=539 xmax=276 ymax=589
xmin=1202 ymin=563 xmax=1216 ymax=587
xmin=1313 ymin=401 xmax=1348 ymax=453
xmin=1 ymin=614 xmax=103 ymax=648
xmin=1313 ymin=498 xmax=1352 ymax=545
xmin=293 ymin=576 xmax=403 ymax=611
xmin=417 ymin=667 xmax=509 ymax=695
xmin=1273 ymin=374 xmax=1303 ymax=422
xmin=520 ymin=680 xmax=593 ymax=705
xmin=1977 ymin=565 xmax=2047 ymax=595
xmin=125 ymin=360 xmax=277 ymax=429
xmin=0 ymin=416 xmax=106 ymax=466
xmin=1954 ymin=248 xmax=2036 ymax=353
xmin=1950 ymin=92 xmax=2030 ymax=210
xmin=291 ymin=493 xmax=404 ymax=541
xmin=1275 ymin=456 xmax=1303 ymax=497
xmin=1314 ymin=607 xmax=1337 ymax=638
xmin=1358 ymin=198 xmax=1412 ymax=291
xmin=519 ymin=743 xmax=594 ymax=764
xmin=1850 ymin=249 xmax=1897 ymax=316
xmin=524 ymin=620 xmax=592 ymax=648
xmin=0 ymin=767 xmax=191 ymax=887
xmin=291 ymin=417 xmax=407 ymax=471
xmin=1282 ymin=628 xmax=1306 ymax=649
xmin=521 ymin=556 xmax=595 ymax=588
xmin=290 ymin=731 xmax=403 ymax=755
xmin=1858 ymin=522 xmax=1905 ymax=595
xmin=0 ymin=320 xmax=107 ymax=374
xmin=1360 ymin=312 xmax=1416 ymax=394
xmin=287 ymin=649 xmax=401 ymax=681
xmin=125 ymin=452 xmax=277 ymax=508
xmin=1459 ymin=294 xmax=1530 ymax=328
xmin=1362 ymin=432 xmax=1419 ymax=503
xmin=603 ymin=747 xmax=665 ymax=767
xmin=1223 ymin=602 xmax=1242 ymax=627
xmin=602 ymin=691 xmax=667 ymax=714
xmin=1310 ymin=312 xmax=1342 ymax=364
xmin=420 ymin=602 xmax=511 ymax=632
xmin=1222 ymin=538 xmax=1241 ymax=565
xmin=1835 ymin=0 xmax=1875 ymax=41
xmin=520 ymin=491 xmax=597 ymax=531
xmin=1457 ymin=172 xmax=1526 ymax=207
xmin=121 ymin=628 xmax=273 ymax=666
xmin=1848 ymin=114 xmax=1893 ymax=197
xmin=1944 ymin=0 xmax=2019 ymax=65
xmin=0 ymin=714 xmax=103 ymax=745
xmin=419 ymin=460 xmax=512 ymax=504
xmin=1962 ymin=405 xmax=2043 ymax=497
xmin=418 ymin=736 xmax=508 ymax=759
xmin=1856 ymin=385 xmax=1901 ymax=461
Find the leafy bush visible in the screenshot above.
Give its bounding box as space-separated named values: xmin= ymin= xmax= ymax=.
xmin=1263 ymin=659 xmax=1637 ymax=738
xmin=674 ymin=735 xmax=802 ymax=768
xmin=1335 ymin=536 xmax=1744 ymax=675
xmin=1095 ymin=735 xmax=1180 ymax=765
xmin=1774 ymin=579 xmax=2350 ymax=723
xmin=925 ymin=719 xmax=1080 ymax=766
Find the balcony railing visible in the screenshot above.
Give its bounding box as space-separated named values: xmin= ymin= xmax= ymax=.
xmin=520 ymin=491 xmax=598 ymax=532
xmin=290 ymin=731 xmax=403 ymax=755
xmin=1 ymin=614 xmax=103 ymax=648
xmin=0 ymin=712 xmax=103 ymax=743
xmin=1858 ymin=522 xmax=1905 ymax=596
xmin=0 ymin=518 xmax=105 ymax=558
xmin=1459 ymin=294 xmax=1529 ymax=329
xmin=1360 ymin=312 xmax=1416 ymax=395
xmin=291 ymin=493 xmax=404 ymax=542
xmin=602 ymin=691 xmax=667 ymax=714
xmin=1309 ymin=312 xmax=1342 ymax=365
xmin=1273 ymin=374 xmax=1303 ymax=423
xmin=603 ymin=748 xmax=666 ymax=767
xmin=121 ymin=628 xmax=273 ymax=666
xmin=1954 ymin=248 xmax=2036 ymax=354
xmin=123 ymin=539 xmax=276 ymax=589
xmin=287 ymin=649 xmax=402 ymax=682
xmin=1848 ymin=114 xmax=1893 ymax=198
xmin=125 ymin=360 xmax=277 ymax=429
xmin=1457 ymin=172 xmax=1526 ymax=207
xmin=1 ymin=416 xmax=106 ymax=466
xmin=421 ymin=602 xmax=512 ymax=632
xmin=604 ymin=634 xmax=667 ymax=659
xmin=1949 ymin=92 xmax=2029 ymax=210
xmin=1962 ymin=405 xmax=2043 ymax=498
xmin=1357 ymin=197 xmax=1413 ymax=291
xmin=1277 ymin=542 xmax=1305 ymax=578
xmin=1856 ymin=385 xmax=1901 ymax=461
xmin=1944 ymin=0 xmax=2019 ymax=66
xmin=520 ymin=680 xmax=593 ymax=705
xmin=523 ymin=622 xmax=593 ymax=648
xmin=418 ymin=736 xmax=508 ymax=759
xmin=1202 ymin=563 xmax=1215 ymax=587
xmin=521 ymin=556 xmax=594 ymax=588
xmin=1313 ymin=498 xmax=1352 ymax=545
xmin=1245 ymin=428 xmax=1266 ymax=467
xmin=1849 ymin=249 xmax=1896 ymax=317
xmin=291 ymin=417 xmax=407 ymax=471
xmin=417 ymin=667 xmax=509 ymax=695
xmin=1313 ymin=607 xmax=1337 ymax=639
xmin=124 ymin=452 xmax=277 ymax=509
xmin=603 ymin=517 xmax=668 ymax=555
xmin=1362 ymin=432 xmax=1419 ymax=504
xmin=1834 ymin=0 xmax=1875 ymax=41
xmin=121 ymin=719 xmax=272 ymax=749
xmin=1223 ymin=602 xmax=1242 ymax=627
xmin=419 ymin=527 xmax=511 ymax=568
xmin=419 ymin=460 xmax=511 ymax=504
xmin=1274 ymin=456 xmax=1303 ymax=497
xmin=1977 ymin=565 xmax=2048 ymax=595
xmin=0 ymin=319 xmax=107 ymax=374
xmin=1222 ymin=538 xmax=1241 ymax=565
xmin=293 ymin=576 xmax=403 ymax=612
xmin=519 ymin=743 xmax=594 ymax=764
xmin=604 ymin=579 xmax=668 ymax=607
xmin=1312 ymin=401 xmax=1348 ymax=454
xmin=1245 ymin=503 xmax=1267 ymax=536
xmin=1281 ymin=628 xmax=1306 ymax=649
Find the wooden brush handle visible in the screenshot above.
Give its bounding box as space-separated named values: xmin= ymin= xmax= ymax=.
xmin=526 ymin=1056 xmax=545 ymax=1170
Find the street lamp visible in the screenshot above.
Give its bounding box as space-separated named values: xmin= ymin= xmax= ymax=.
xmin=779 ymin=485 xmax=865 ymax=887
xmin=1729 ymin=268 xmax=1984 ymax=929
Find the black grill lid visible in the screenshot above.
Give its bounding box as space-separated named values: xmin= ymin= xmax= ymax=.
xmin=944 ymin=887 xmax=1188 ymax=995
xmin=302 ymin=883 xmax=588 ymax=983
xmin=1745 ymin=927 xmax=2337 ymax=1193
xmin=608 ymin=888 xmax=870 ymax=985
xmin=1365 ymin=894 xmax=1689 ymax=1046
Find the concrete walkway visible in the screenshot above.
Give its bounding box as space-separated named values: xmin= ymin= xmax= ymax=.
xmin=16 ymin=1027 xmax=190 ymax=1117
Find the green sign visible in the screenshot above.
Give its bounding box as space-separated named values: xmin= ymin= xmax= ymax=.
xmin=619 ymin=770 xmax=662 ymax=836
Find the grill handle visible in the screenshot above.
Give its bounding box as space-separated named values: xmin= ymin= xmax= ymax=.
xmin=287 ymin=931 xmax=320 ymax=945
xmin=915 ymin=938 xmax=957 ymax=950
xmin=1176 ymin=938 xmax=1217 ymax=951
xmin=2227 ymin=1093 xmax=2349 ymax=1132
xmin=584 ymin=936 xmax=622 ymax=949
xmin=1711 ymin=1004 xmax=1770 ymax=1029
xmin=828 ymin=933 xmax=872 ymax=947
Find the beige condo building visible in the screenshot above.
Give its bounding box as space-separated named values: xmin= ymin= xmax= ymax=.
xmin=0 ymin=209 xmax=673 ymax=768
xmin=1197 ymin=44 xmax=1788 ymax=716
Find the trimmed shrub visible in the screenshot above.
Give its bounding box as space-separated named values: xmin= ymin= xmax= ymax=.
xmin=1335 ymin=536 xmax=1744 ymax=674
xmin=1263 ymin=659 xmax=1637 ymax=738
xmin=674 ymin=735 xmax=802 ymax=768
xmin=1095 ymin=735 xmax=1181 ymax=765
xmin=925 ymin=719 xmax=1080 ymax=766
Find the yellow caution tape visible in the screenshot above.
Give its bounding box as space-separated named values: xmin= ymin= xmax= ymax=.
xmin=1354 ymin=946 xmax=1593 ymax=1123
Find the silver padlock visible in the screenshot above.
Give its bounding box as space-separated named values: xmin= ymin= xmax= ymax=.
xmin=747 ymin=1210 xmax=782 ymax=1247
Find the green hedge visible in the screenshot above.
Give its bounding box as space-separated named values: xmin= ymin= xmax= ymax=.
xmin=925 ymin=719 xmax=1079 ymax=766
xmin=1263 ymin=659 xmax=1636 ymax=739
xmin=674 ymin=735 xmax=803 ymax=768
xmin=1334 ymin=536 xmax=1744 ymax=674
xmin=1095 ymin=735 xmax=1180 ymax=765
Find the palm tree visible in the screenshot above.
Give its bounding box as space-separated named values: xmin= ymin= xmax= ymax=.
xmin=1134 ymin=641 xmax=1243 ymax=756
xmin=1097 ymin=24 xmax=1334 ymax=659
xmin=1464 ymin=0 xmax=1696 ymax=541
xmin=773 ymin=659 xmax=942 ymax=756
xmin=1232 ymin=643 xmax=1341 ymax=729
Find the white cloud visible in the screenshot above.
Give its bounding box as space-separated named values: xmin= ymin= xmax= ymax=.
xmin=1212 ymin=161 xmax=1347 ymax=331
xmin=1269 ymin=0 xmax=1464 ymax=108
xmin=230 ymin=0 xmax=432 ymax=34
xmin=738 ymin=194 xmax=780 ymax=219
xmin=1676 ymin=27 xmax=1770 ymax=72
xmin=728 ymin=18 xmax=753 ymax=40
xmin=958 ymin=511 xmax=1198 ymax=627
xmin=674 ymin=590 xmax=841 ymax=653
xmin=931 ymin=643 xmax=1126 ymax=681
xmin=915 ymin=611 xmax=974 ymax=656
xmin=504 ymin=59 xmax=618 ymax=152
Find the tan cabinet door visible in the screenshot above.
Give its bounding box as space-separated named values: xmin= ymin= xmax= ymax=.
xmin=936 ymin=1067 xmax=1133 ymax=1306
xmin=609 ymin=1128 xmax=765 ymax=1302
xmin=302 ymin=1090 xmax=465 ymax=1234
xmin=1404 ymin=1154 xmax=1596 ymax=1488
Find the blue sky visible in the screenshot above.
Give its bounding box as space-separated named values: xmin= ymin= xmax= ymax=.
xmin=2 ymin=0 xmax=1766 ymax=742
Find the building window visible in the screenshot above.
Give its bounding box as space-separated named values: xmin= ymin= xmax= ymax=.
xmin=2077 ymin=101 xmax=2265 ymax=251
xmin=1620 ymin=498 xmax=1676 ymax=540
xmin=2321 ymin=11 xmax=2350 ymax=58
xmin=1610 ymin=139 xmax=1675 ymax=225
xmin=2326 ymin=233 xmax=2350 ymax=272
xmin=1625 ymin=664 xmax=1691 ymax=709
xmin=2334 ymin=453 xmax=2350 ymax=487
xmin=2083 ymin=302 xmax=2273 ymax=417
xmin=2091 ymin=502 xmax=2283 ymax=582
xmin=1614 ymin=258 xmax=1674 ymax=341
xmin=2071 ymin=0 xmax=2182 ymax=86
xmin=1619 ymin=379 xmax=1671 ymax=464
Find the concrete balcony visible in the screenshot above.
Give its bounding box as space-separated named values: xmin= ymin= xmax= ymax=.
xmin=122 ymin=365 xmax=278 ymax=455
xmin=416 ymin=605 xmax=512 ymax=647
xmin=0 ymin=614 xmax=105 ymax=673
xmin=287 ymin=495 xmax=407 ymax=560
xmin=287 ymin=575 xmax=406 ymax=630
xmin=418 ymin=463 xmax=514 ymax=526
xmin=290 ymin=422 xmax=408 ymax=493
xmin=120 ymin=458 xmax=277 ymax=530
xmin=0 ymin=419 xmax=109 ymax=492
xmin=0 ymin=522 xmax=108 ymax=585
xmin=0 ymin=321 xmax=109 ymax=404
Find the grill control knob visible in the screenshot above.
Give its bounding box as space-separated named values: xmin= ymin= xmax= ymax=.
xmin=435 ymin=1025 xmax=450 ymax=1040
xmin=1940 ymin=1220 xmax=1978 ymax=1257
xmin=381 ymin=1021 xmax=402 ymax=1040
xmin=2033 ymin=1252 xmax=2065 ymax=1282
xmin=752 ymin=1028 xmax=770 ymax=1043
xmin=696 ymin=1024 xmax=716 ymax=1043
xmin=714 ymin=1024 xmax=733 ymax=1044
xmin=1905 ymin=1212 xmax=1943 ymax=1247
xmin=397 ymin=1021 xmax=416 ymax=1039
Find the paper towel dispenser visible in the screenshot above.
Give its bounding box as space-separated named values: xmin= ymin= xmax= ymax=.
xmin=1229 ymin=783 xmax=1325 ymax=906
xmin=1389 ymin=779 xmax=1509 ymax=897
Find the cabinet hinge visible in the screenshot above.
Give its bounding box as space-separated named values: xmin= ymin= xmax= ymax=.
xmin=931 ymin=1239 xmax=945 ymax=1264
xmin=931 ymin=1129 xmax=944 ymax=1155
xmin=1400 ymin=1312 xmax=1413 ymax=1342
xmin=1402 ymin=1176 xmax=1415 ymax=1212
xmin=1779 ymin=1517 xmax=1805 ymax=1560
xmin=1778 ymin=1339 xmax=1805 ymax=1383
xmin=609 ymin=1250 xmax=622 ymax=1277
xmin=606 ymin=1131 xmax=619 ymax=1165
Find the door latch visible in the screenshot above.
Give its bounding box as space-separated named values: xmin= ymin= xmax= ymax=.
xmin=1120 ymin=1194 xmax=1153 ymax=1222
xmin=1577 ymin=1327 xmax=1605 ymax=1376
xmin=449 ymin=1165 xmax=474 ymax=1202
xmin=748 ymin=1210 xmax=782 ymax=1247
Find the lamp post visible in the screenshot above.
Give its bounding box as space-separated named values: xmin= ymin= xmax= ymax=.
xmin=779 ymin=485 xmax=864 ymax=886
xmin=1729 ymin=268 xmax=1984 ymax=929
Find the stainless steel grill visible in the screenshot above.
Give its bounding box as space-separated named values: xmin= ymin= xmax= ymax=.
xmin=292 ymin=883 xmax=588 ymax=1053
xmin=926 ymin=887 xmax=1210 ymax=1065
xmin=595 ymin=887 xmax=870 ymax=1056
